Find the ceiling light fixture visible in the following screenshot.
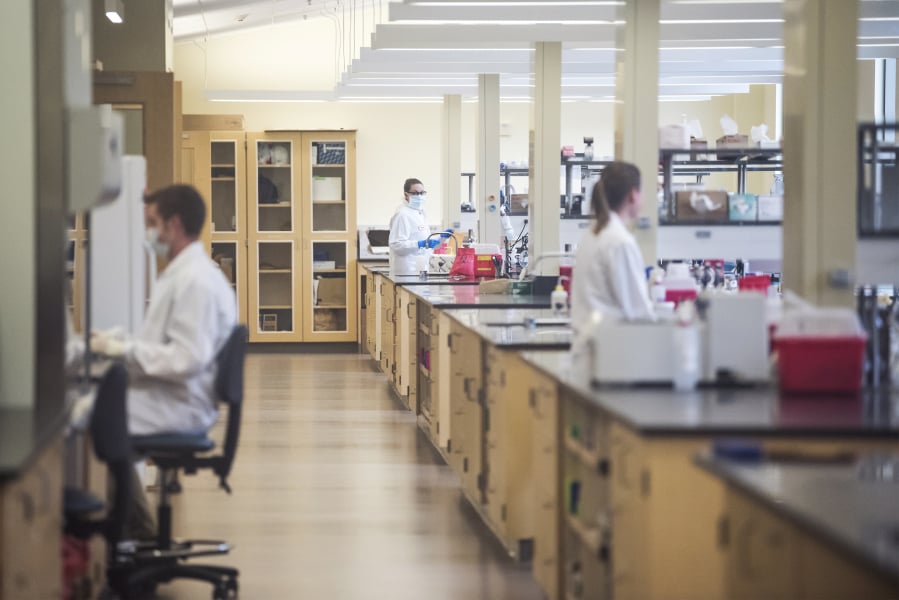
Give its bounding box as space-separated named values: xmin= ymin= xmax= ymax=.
xmin=393 ymin=20 xmax=622 ymax=25
xmin=409 ymin=2 xmax=624 ymax=6
xmin=105 ymin=0 xmax=124 ymax=24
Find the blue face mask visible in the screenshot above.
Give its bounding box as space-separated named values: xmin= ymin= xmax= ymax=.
xmin=408 ymin=194 xmax=425 ymax=210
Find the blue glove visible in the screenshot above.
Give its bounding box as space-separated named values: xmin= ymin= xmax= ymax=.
xmin=442 ymin=228 xmax=454 ymax=236
xmin=417 ymin=238 xmax=442 ymax=249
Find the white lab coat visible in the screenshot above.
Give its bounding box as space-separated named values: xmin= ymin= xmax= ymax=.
xmin=123 ymin=241 xmax=237 ymax=435
xmin=388 ymin=202 xmax=430 ymax=276
xmin=570 ymin=212 xmax=655 ymax=329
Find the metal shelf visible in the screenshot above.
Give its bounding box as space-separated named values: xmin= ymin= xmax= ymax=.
xmin=659 ymin=148 xmax=783 ymax=223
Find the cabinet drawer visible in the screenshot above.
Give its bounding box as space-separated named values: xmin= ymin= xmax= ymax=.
xmin=1 ymin=438 xmax=64 ymax=600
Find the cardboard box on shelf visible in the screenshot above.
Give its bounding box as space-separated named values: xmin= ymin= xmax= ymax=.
xmin=729 ymin=193 xmax=759 ymax=222
xmin=316 ymin=277 xmax=346 ymax=306
xmin=510 ymin=193 xmax=529 ymax=213
xmin=313 ymin=309 xmax=342 ymax=331
xmin=261 ymin=313 xmax=278 ymax=332
xmin=659 ymin=124 xmax=690 ymax=149
xmin=716 ymin=134 xmax=751 ymax=157
xmin=312 ymin=177 xmax=344 ymax=201
xmin=690 ymin=139 xmax=709 ymax=160
xmin=757 ymin=195 xmax=784 ymax=221
xmin=217 ymin=257 xmax=234 ymax=283
xmin=674 ymin=190 xmax=729 ymax=222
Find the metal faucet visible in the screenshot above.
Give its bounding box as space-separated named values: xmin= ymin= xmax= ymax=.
xmin=518 ymin=251 xmax=575 ymax=281
xmin=425 ymin=231 xmax=459 ymax=254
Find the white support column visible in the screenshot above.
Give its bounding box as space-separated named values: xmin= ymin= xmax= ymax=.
xmin=476 ymin=74 xmax=501 ymax=245
xmin=783 ymin=0 xmax=858 ymax=306
xmin=614 ymin=0 xmax=659 ymax=263
xmin=529 ymin=41 xmax=562 ymax=274
xmin=442 ymin=94 xmax=462 ymax=230
xmin=857 ymin=59 xmax=877 ymax=122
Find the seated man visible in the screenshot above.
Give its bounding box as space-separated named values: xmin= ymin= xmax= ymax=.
xmin=92 ymin=184 xmax=237 ymax=537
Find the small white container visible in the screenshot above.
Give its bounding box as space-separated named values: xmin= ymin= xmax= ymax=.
xmin=551 ymin=285 xmax=569 ymax=316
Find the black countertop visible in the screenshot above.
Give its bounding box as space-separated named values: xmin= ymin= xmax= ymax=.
xmin=0 ymin=407 xmax=69 ymax=481
xmin=445 ymin=308 xmax=573 ymax=350
xmin=407 ymin=285 xmax=552 ymax=309
xmin=387 ymin=275 xmax=481 ymax=287
xmin=519 ymin=350 xmax=899 ymax=437
xmin=359 ymin=264 xmax=483 ymax=287
xmin=696 ymin=455 xmax=899 ymax=583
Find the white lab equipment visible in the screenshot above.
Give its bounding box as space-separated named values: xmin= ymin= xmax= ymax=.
xmin=68 ymin=105 xmax=124 ymax=212
xmin=703 ymin=293 xmax=770 ymax=382
xmin=551 ymin=285 xmax=569 ymax=317
xmin=591 ymin=292 xmax=772 ymax=387
xmin=672 ymin=302 xmax=700 ymax=391
xmin=90 ymin=156 xmax=152 ymax=336
xmin=593 ymin=320 xmax=679 ymax=385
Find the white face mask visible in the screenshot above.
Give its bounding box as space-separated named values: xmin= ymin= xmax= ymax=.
xmin=145 ymin=227 xmax=170 ymax=258
xmin=408 ymin=194 xmax=425 ymax=210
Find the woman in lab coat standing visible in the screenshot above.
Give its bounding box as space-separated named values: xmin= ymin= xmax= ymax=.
xmin=388 ymin=178 xmax=440 ymax=276
xmin=571 ymin=161 xmax=655 ymax=324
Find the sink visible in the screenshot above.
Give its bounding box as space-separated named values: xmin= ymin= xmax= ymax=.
xmin=527 ymin=317 xmax=571 ymax=327
xmin=483 ymin=317 xmax=571 ymax=328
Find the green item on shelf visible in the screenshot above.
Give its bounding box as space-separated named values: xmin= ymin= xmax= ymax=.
xmin=570 ymin=424 xmax=581 ymax=440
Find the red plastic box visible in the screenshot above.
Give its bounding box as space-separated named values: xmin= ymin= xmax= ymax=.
xmin=665 ymin=288 xmax=697 ymax=306
xmin=738 ymin=275 xmax=771 ymax=294
xmin=775 ymin=336 xmax=866 ymax=394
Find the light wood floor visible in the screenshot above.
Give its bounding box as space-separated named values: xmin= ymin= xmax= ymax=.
xmin=157 ymin=352 xmax=544 ymax=599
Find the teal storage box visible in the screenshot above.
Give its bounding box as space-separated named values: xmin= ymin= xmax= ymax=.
xmin=729 ymin=193 xmax=758 ymax=221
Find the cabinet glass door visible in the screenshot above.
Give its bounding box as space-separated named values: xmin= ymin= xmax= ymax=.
xmin=256 ymin=241 xmax=294 ymax=334
xmin=212 ymin=240 xmax=239 ymax=297
xmin=210 ymin=141 xmax=238 ymax=233
xmin=310 ymin=241 xmax=348 ymax=332
xmin=309 ymin=140 xmax=348 ymax=232
xmin=256 ymin=140 xmax=294 ymax=233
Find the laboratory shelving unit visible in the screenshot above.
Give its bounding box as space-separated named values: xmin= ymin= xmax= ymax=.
xmin=658 ymin=147 xmax=783 ymax=225
xmin=857 ymin=122 xmax=899 ymax=238
xmin=182 ymin=129 xmax=358 ymax=343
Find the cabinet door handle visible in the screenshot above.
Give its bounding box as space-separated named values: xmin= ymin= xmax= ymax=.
xmin=737 ymin=520 xmax=758 ymax=580
xmin=17 ymin=491 xmax=35 ymax=523
xmin=407 ymin=302 xmax=414 ymax=319
xmin=718 ymin=515 xmax=730 ymax=549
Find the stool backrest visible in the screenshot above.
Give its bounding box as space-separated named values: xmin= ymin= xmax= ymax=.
xmin=212 ymin=325 xmax=248 ymax=489
xmin=90 ymin=361 xmax=132 ymax=542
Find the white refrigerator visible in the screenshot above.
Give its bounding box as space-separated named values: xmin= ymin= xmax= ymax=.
xmin=89 ymin=155 xmax=152 ymax=336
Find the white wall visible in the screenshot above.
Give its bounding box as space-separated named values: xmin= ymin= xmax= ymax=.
xmin=0 ymin=0 xmax=35 ymax=408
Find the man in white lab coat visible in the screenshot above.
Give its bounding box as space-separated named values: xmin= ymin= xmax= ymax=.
xmin=571 ymin=161 xmax=655 ymax=326
xmin=92 ymin=184 xmax=237 ymax=436
xmin=388 ymin=178 xmax=451 ymax=276
xmin=92 ymin=185 xmax=236 ymax=539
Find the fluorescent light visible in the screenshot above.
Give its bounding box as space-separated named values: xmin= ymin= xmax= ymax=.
xmin=659 ymin=95 xmax=715 ymax=102
xmin=338 ymin=98 xmax=445 ymax=103
xmin=105 ymin=0 xmax=124 ymax=23
xmin=409 ymin=2 xmax=624 ymax=6
xmin=660 ymin=19 xmax=783 ymax=24
xmin=205 ymin=90 xmax=334 ymax=103
xmin=394 ymin=20 xmax=621 ymax=25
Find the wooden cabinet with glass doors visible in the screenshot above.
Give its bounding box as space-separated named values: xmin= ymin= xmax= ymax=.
xmin=180 ymin=130 xmax=249 ymax=327
xmin=184 ymin=128 xmax=357 ymax=343
xmin=247 ymin=131 xmax=357 ymax=342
